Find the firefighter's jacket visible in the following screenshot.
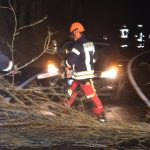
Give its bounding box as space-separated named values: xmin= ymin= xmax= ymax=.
xmin=66 ymin=35 xmax=97 ymax=80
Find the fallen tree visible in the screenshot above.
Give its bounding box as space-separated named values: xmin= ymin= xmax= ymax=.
xmin=0 ymin=76 xmax=150 ymax=150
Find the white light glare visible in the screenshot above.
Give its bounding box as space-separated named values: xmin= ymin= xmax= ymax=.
xmin=47 ymin=64 xmax=59 ymax=75
xmin=137 ymin=24 xmax=143 ymax=28
xmin=121 ymin=44 xmax=128 ymax=48
xmin=101 ymin=67 xmax=118 ymax=79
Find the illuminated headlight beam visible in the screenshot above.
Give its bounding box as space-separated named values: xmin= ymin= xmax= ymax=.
xmin=100 ymin=67 xmax=118 ymax=79
xmin=37 ymin=63 xmax=59 ymax=79
xmin=47 ymin=64 xmax=59 ymax=75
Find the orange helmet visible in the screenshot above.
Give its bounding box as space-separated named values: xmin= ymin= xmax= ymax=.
xmin=70 ymin=22 xmax=85 ymax=33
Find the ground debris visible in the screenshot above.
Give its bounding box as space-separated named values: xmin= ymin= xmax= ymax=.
xmin=0 ymin=77 xmax=150 ymax=149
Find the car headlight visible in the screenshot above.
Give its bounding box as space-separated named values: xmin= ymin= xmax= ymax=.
xmin=100 ymin=67 xmax=118 ymax=79
xmin=47 ymin=63 xmax=59 ymax=75
xmin=37 ymin=62 xmax=59 ymax=79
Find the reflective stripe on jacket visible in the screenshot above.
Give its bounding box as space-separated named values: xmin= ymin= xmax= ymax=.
xmin=66 ymin=35 xmax=96 ymax=80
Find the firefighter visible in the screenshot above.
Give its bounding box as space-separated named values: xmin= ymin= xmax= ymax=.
xmin=0 ymin=51 xmax=13 ymax=72
xmin=65 ymin=22 xmax=106 ymax=122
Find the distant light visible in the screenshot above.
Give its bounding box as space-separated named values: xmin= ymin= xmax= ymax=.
xmin=137 ymin=44 xmax=144 ymax=48
xmin=120 ymin=28 xmax=129 ymax=38
xmin=135 ymin=32 xmax=145 ymax=42
xmin=123 ymin=25 xmax=127 ymax=28
xmin=103 ymin=36 xmax=108 ymax=40
xmin=137 ymin=24 xmax=143 ymax=28
xmin=120 ymin=44 xmax=128 ymax=48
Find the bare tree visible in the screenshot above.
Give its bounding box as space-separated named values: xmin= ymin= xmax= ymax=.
xmin=0 ymin=0 xmax=52 ymax=87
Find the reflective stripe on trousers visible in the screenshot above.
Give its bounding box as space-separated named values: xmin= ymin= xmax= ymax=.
xmin=66 ymin=80 xmax=104 ymax=115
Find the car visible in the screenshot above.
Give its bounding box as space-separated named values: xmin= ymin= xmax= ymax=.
xmin=37 ymin=40 xmax=128 ymax=101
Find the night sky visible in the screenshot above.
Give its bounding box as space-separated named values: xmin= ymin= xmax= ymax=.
xmin=0 ymin=0 xmax=149 ymax=38
xmin=46 ymin=0 xmax=150 ymax=35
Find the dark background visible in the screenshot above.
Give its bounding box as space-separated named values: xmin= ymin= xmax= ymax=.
xmin=16 ymin=0 xmax=150 ymax=38
xmin=0 ymin=0 xmax=150 ymax=65
xmin=1 ymin=0 xmax=150 ymax=36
